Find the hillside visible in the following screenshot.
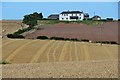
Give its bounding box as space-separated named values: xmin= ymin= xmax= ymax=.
xmin=1 ymin=20 xmax=29 ymax=38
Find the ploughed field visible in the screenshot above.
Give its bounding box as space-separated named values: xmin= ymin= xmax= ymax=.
xmin=2 ymin=39 xmax=118 ymax=63
xmin=26 ymin=22 xmax=118 ymax=43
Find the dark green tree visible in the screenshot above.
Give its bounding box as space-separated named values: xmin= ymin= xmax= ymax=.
xmin=22 ymin=12 xmax=43 ymax=27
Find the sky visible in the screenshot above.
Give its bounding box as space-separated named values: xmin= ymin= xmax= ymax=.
xmin=1 ymin=2 xmax=118 ymax=20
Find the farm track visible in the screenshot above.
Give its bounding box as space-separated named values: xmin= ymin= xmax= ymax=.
xmin=2 ymin=39 xmax=118 ymax=63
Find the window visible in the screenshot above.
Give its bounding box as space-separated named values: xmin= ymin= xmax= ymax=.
xmin=63 ymin=14 xmax=68 ymax=16
xmin=62 ymin=18 xmax=64 ymax=20
xmin=66 ymin=18 xmax=68 ymax=20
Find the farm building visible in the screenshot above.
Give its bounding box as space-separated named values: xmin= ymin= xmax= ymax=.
xmin=59 ymin=11 xmax=84 ymax=21
xmin=92 ymin=15 xmax=101 ymax=20
xmin=48 ymin=14 xmax=59 ymax=20
xmin=84 ymin=13 xmax=89 ymax=20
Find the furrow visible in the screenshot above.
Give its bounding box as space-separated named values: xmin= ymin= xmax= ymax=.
xmin=5 ymin=41 xmax=35 ymax=62
xmin=47 ymin=41 xmax=58 ymax=62
xmin=69 ymin=42 xmax=72 ymax=61
xmin=75 ymin=42 xmax=79 ymax=61
xmin=55 ymin=41 xmax=65 ymax=62
xmin=11 ymin=40 xmax=48 ymax=63
xmin=30 ymin=40 xmax=53 ymax=63
xmin=3 ymin=40 xmax=28 ymax=60
xmin=38 ymin=40 xmax=55 ymax=62
xmin=52 ymin=41 xmax=61 ymax=62
xmin=83 ymin=44 xmax=90 ymax=61
xmin=59 ymin=41 xmax=68 ymax=62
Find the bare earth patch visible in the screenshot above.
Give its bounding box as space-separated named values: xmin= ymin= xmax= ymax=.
xmin=2 ymin=60 xmax=118 ymax=78
xmin=26 ymin=22 xmax=118 ymax=43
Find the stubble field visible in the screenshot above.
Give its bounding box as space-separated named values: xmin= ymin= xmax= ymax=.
xmin=2 ymin=39 xmax=118 ymax=63
xmin=1 ymin=20 xmax=29 ymax=37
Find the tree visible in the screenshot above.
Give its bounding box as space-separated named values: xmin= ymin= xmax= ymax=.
xmin=39 ymin=13 xmax=43 ymax=19
xmin=106 ymin=18 xmax=113 ymax=21
xmin=22 ymin=12 xmax=43 ymax=27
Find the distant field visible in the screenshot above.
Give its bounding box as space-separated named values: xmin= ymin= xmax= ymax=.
xmin=2 ymin=39 xmax=118 ymax=63
xmin=26 ymin=22 xmax=118 ymax=43
xmin=1 ymin=20 xmax=29 ymax=37
xmin=37 ymin=20 xmax=104 ymax=26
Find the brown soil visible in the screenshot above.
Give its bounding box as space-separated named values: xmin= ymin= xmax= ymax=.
xmin=2 ymin=60 xmax=118 ymax=78
xmin=26 ymin=22 xmax=118 ymax=43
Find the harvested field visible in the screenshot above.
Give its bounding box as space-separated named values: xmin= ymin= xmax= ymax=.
xmin=2 ymin=39 xmax=118 ymax=63
xmin=2 ymin=60 xmax=118 ymax=78
xmin=26 ymin=22 xmax=118 ymax=43
xmin=1 ymin=21 xmax=118 ymax=78
xmin=1 ymin=20 xmax=29 ymax=37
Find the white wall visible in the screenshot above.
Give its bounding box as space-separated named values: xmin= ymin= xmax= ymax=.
xmin=59 ymin=13 xmax=84 ymax=21
xmin=59 ymin=14 xmax=70 ymax=20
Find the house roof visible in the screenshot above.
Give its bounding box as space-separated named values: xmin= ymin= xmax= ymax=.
xmin=60 ymin=11 xmax=83 ymax=14
xmin=48 ymin=14 xmax=59 ymax=18
xmin=48 ymin=14 xmax=59 ymax=17
xmin=92 ymin=15 xmax=101 ymax=18
xmin=84 ymin=13 xmax=89 ymax=17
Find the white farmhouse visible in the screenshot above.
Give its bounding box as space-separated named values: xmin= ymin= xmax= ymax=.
xmin=59 ymin=11 xmax=84 ymax=21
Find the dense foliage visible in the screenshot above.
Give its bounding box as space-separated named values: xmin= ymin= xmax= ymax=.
xmin=14 ymin=27 xmax=35 ymax=35
xmin=0 ymin=61 xmax=10 ymax=64
xmin=7 ymin=34 xmax=25 ymax=39
xmin=22 ymin=12 xmax=43 ymax=27
xmin=37 ymin=36 xmax=49 ymax=40
xmin=36 ymin=36 xmax=118 ymax=44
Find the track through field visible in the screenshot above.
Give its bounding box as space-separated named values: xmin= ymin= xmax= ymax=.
xmin=2 ymin=39 xmax=118 ymax=63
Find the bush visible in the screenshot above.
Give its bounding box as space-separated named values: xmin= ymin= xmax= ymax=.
xmin=14 ymin=27 xmax=35 ymax=35
xmin=109 ymin=41 xmax=117 ymax=44
xmin=0 ymin=61 xmax=10 ymax=64
xmin=80 ymin=39 xmax=89 ymax=42
xmin=7 ymin=34 xmax=25 ymax=39
xmin=100 ymin=19 xmax=107 ymax=21
xmin=64 ymin=38 xmax=70 ymax=41
xmin=37 ymin=36 xmax=49 ymax=40
xmin=50 ymin=37 xmax=79 ymax=41
xmin=106 ymin=18 xmax=113 ymax=21
xmin=70 ymin=38 xmax=79 ymax=41
xmin=50 ymin=37 xmax=65 ymax=40
xmin=95 ymin=41 xmax=117 ymax=44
